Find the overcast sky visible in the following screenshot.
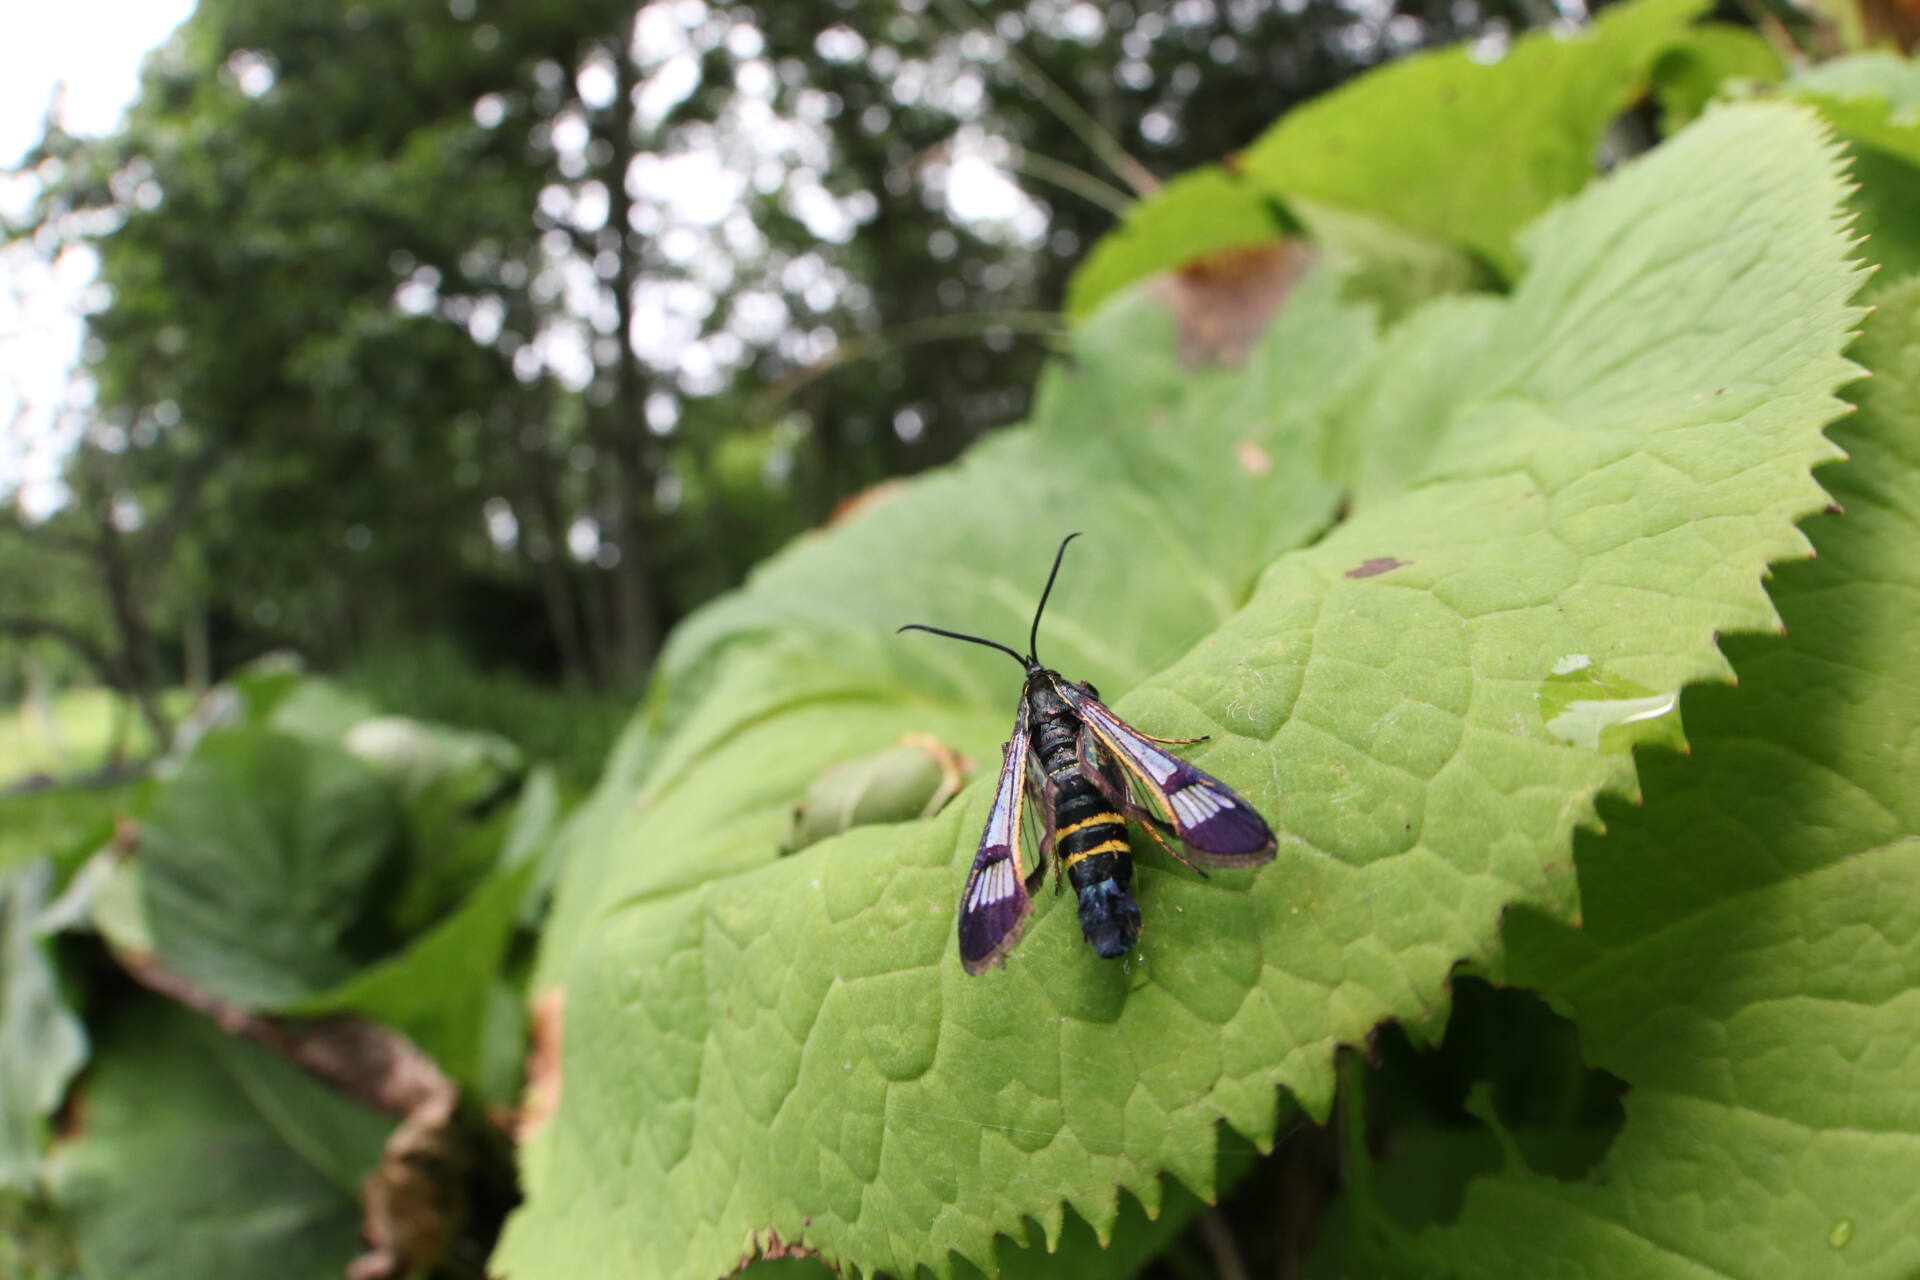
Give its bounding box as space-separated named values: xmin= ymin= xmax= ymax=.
xmin=0 ymin=1 xmax=193 ymax=166
xmin=1 ymin=0 xmax=195 ymax=514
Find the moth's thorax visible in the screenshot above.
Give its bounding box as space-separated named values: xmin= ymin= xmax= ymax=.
xmin=1022 ymin=667 xmax=1071 ymax=720
xmin=1025 ymin=672 xmax=1081 ymax=777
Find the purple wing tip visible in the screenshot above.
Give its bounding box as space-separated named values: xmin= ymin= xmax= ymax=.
xmin=958 ymin=883 xmax=1031 ymax=975
xmin=959 ymin=908 xmax=1028 ymax=974
xmin=1182 ymin=802 xmax=1277 ymax=867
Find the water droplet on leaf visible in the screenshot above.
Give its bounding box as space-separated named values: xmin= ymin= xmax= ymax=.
xmin=1537 ymin=659 xmax=1685 ymax=754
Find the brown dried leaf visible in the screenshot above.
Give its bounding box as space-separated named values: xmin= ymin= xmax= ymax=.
xmin=1144 ymin=239 xmax=1321 ymax=369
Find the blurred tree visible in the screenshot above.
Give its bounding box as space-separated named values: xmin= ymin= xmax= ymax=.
xmin=5 ymin=0 xmax=1574 ymax=707
xmin=0 ymin=290 xmax=211 ymax=746
xmin=10 ymin=0 xmax=636 ymax=690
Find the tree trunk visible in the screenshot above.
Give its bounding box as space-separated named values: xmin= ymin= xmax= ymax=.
xmin=505 ymin=394 xmax=595 ymax=688
xmin=596 ymin=17 xmax=661 ymax=685
xmin=96 ymin=526 xmax=172 ymax=749
xmin=71 ymin=448 xmax=173 ymax=750
xmin=182 ymin=605 xmax=210 ymax=696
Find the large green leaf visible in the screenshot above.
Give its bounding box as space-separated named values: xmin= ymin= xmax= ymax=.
xmin=1237 ymin=0 xmax=1708 ymax=277
xmin=290 ymin=856 xmax=535 ymax=1093
xmin=138 ymin=726 xmax=405 ymax=1009
xmin=1309 ymin=274 xmax=1920 ymax=1278
xmin=0 ymin=860 xmax=87 ymax=1190
xmin=45 ymin=1000 xmax=389 ymax=1280
xmin=498 ymin=104 xmax=1863 ymax=1279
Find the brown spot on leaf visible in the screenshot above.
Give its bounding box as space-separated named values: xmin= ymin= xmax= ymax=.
xmin=1144 ymin=239 xmax=1319 ymax=369
xmin=828 ymin=479 xmax=905 ymax=527
xmin=1235 ymin=440 xmax=1273 ymax=476
xmin=1345 ymin=556 xmax=1409 ymax=579
xmin=516 ymin=987 xmax=566 ymax=1145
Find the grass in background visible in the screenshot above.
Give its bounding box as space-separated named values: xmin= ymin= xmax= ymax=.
xmin=0 ymin=687 xmax=170 ymax=874
xmin=0 ymin=686 xmax=188 ymax=783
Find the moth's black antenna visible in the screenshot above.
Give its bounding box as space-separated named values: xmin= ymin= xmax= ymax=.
xmin=1028 ymin=532 xmax=1081 ymax=665
xmin=897 ymin=624 xmax=1029 ymax=669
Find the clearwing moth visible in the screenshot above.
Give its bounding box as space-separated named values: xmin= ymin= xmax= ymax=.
xmin=901 ymin=534 xmax=1276 ymax=973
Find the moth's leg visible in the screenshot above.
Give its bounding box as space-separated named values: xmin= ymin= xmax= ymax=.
xmin=1136 ymin=819 xmax=1209 ymax=880
xmin=1137 ymin=730 xmax=1209 ymax=745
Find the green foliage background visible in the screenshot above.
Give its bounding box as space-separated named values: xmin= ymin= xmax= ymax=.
xmin=9 ymin=5 xmax=1920 ymax=1280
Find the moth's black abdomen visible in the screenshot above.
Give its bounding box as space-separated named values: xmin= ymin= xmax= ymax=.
xmin=1075 ymin=877 xmax=1141 ymax=958
xmin=1033 ymin=676 xmax=1141 ymax=961
xmin=1068 ymin=848 xmax=1138 ymax=958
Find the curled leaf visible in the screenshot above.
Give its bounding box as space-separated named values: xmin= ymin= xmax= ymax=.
xmin=782 ymin=734 xmax=972 ymax=855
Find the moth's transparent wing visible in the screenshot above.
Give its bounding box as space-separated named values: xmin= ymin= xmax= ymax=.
xmin=1061 ymin=683 xmax=1276 ymax=868
xmin=1020 ymin=739 xmax=1053 ymax=892
xmin=957 ymin=697 xmax=1038 ymax=973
